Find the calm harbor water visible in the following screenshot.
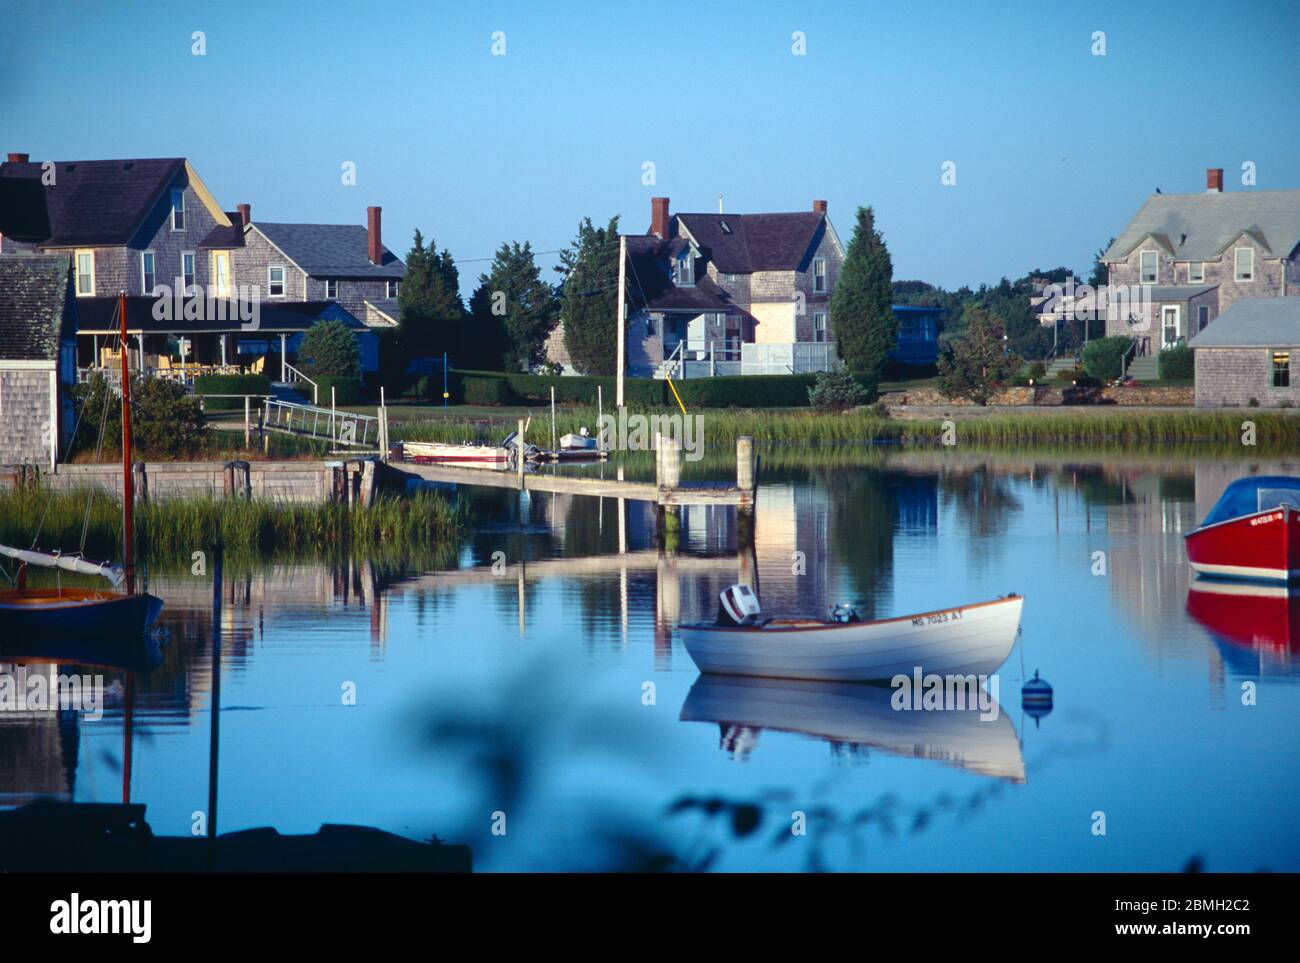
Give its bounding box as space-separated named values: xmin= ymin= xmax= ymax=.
xmin=4 ymin=449 xmax=1299 ymax=872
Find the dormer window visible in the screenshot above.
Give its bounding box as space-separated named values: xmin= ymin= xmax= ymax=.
xmin=1139 ymin=250 xmax=1158 ymax=284
xmin=719 ymin=220 xmax=732 ymax=235
xmin=1235 ymin=247 xmax=1254 ymax=281
xmin=171 ymin=189 xmax=185 ymax=230
xmin=673 ymin=250 xmax=694 ymax=286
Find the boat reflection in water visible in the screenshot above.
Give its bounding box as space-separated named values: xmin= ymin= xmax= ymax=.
xmin=679 ymin=674 xmax=1025 ymax=783
xmin=1186 ymin=578 xmax=1300 ymax=677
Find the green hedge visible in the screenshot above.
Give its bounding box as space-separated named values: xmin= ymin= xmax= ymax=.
xmin=462 ymin=376 xmax=515 ymax=406
xmin=1081 ymin=336 xmax=1132 ymax=382
xmin=315 ymin=375 xmax=362 ymax=405
xmin=1158 ymin=345 xmax=1194 ymax=381
xmin=671 ymin=373 xmax=825 ymax=408
xmin=447 ymin=369 xmax=839 ymax=408
xmin=194 ymin=374 xmax=271 ymax=411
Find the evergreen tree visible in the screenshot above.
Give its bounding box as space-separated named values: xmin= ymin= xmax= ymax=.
xmin=468 ymin=241 xmax=558 ymax=372
xmin=556 ymin=216 xmax=621 ymax=375
xmin=937 ymin=305 xmax=1021 ymax=405
xmin=398 ymin=229 xmax=467 ymax=363
xmin=298 ymin=319 xmax=360 ymax=378
xmin=830 ymin=206 xmax=895 ymax=385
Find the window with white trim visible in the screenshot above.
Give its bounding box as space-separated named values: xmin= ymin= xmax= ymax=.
xmin=1139 ymin=250 xmax=1158 ymax=284
xmin=141 ymin=251 xmax=156 ymax=294
xmin=673 ymin=251 xmax=694 ymax=286
xmin=171 ymin=189 xmax=185 ymax=230
xmin=813 ymin=258 xmax=827 ymax=293
xmin=1188 ymin=261 xmax=1204 ymax=283
xmin=268 ymin=266 xmax=285 ymax=297
xmin=1235 ymin=247 xmax=1254 ymax=281
xmin=813 ymin=311 xmax=828 ymax=342
xmin=181 ymin=251 xmax=196 ymax=291
xmin=75 ymin=249 xmax=95 ymax=296
xmin=325 ymin=279 xmax=338 ymax=299
xmin=386 ymin=279 xmax=400 ymax=298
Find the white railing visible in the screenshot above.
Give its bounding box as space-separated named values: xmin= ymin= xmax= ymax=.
xmin=741 ymin=341 xmax=841 ymax=375
xmin=281 ymin=363 xmax=319 ymax=404
xmin=262 ymin=399 xmax=377 ymax=448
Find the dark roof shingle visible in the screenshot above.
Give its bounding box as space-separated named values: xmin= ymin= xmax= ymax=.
xmin=0 ymin=255 xmax=74 ymax=361
xmin=254 ymin=222 xmax=405 ymax=279
xmin=0 ymin=158 xmax=186 ymax=247
xmin=674 ymin=212 xmax=826 ymax=273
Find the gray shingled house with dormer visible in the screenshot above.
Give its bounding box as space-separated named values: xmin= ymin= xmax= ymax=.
xmin=1100 ymin=168 xmax=1300 ymax=357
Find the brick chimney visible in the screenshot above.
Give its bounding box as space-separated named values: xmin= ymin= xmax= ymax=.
xmin=651 ymin=197 xmax=670 ymax=239
xmin=812 ymin=199 xmax=827 ymax=214
xmin=1206 ymin=168 xmax=1224 ymax=193
xmin=6 ymin=152 xmax=30 ymax=163
xmin=236 ymin=203 xmax=251 ymax=227
xmin=367 ymin=206 xmax=383 ymax=264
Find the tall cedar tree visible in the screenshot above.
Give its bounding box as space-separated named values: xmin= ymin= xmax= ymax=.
xmin=830 ymin=206 xmax=895 ymax=384
xmin=556 ymin=216 xmax=621 ymax=375
xmin=468 ymin=241 xmax=558 ymax=371
xmin=937 ymin=305 xmax=1022 ymax=405
xmin=397 ymin=229 xmax=468 ymax=363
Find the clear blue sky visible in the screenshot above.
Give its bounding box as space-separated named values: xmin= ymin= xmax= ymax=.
xmin=2 ymin=0 xmax=1296 ymax=294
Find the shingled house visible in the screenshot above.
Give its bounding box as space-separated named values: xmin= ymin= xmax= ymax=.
xmin=0 ymin=255 xmax=77 ymax=469
xmin=1100 ymin=168 xmax=1300 ymax=357
xmin=1188 ymin=297 xmax=1300 ymax=407
xmin=0 ymin=153 xmax=394 ymax=383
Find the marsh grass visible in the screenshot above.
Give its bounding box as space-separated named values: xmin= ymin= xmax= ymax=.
xmin=0 ymin=488 xmax=466 ymax=564
xmin=390 ymin=405 xmax=1300 ymax=452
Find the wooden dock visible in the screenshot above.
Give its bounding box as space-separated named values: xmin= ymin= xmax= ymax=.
xmin=396 ymin=430 xmax=757 ymax=510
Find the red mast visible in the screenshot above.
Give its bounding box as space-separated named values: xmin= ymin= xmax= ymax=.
xmin=118 ymin=292 xmax=135 ymax=596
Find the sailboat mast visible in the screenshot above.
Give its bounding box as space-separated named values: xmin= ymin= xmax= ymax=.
xmin=118 ymin=292 xmax=135 ymax=596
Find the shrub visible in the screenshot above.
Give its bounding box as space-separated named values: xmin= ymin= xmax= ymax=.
xmin=315 ymin=375 xmax=362 ymax=406
xmin=73 ymin=374 xmax=206 ymax=458
xmin=1026 ymin=361 xmax=1047 ymax=383
xmin=194 ymin=373 xmax=271 ymax=411
xmin=298 ymin=319 xmax=360 ymax=379
xmin=448 ymin=370 xmax=661 ymax=407
xmin=463 ymin=376 xmax=515 ymax=406
xmin=1158 ymin=344 xmax=1194 ymax=381
xmin=1081 ymin=336 xmax=1132 ymax=382
xmin=807 ymin=371 xmax=870 ymax=410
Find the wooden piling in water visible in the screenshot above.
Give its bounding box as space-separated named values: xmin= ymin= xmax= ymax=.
xmin=736 ymin=435 xmax=754 ymax=491
xmin=517 ymin=418 xmax=526 ymax=490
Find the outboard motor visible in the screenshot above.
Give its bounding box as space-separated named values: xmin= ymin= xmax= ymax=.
xmin=829 ymin=602 xmax=861 ymax=623
xmin=717 ymin=584 xmax=762 ymax=627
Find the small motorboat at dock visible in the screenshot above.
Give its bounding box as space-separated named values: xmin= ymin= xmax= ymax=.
xmin=677 ymin=584 xmax=1023 ymax=683
xmin=1184 ymin=476 xmax=1300 ymax=582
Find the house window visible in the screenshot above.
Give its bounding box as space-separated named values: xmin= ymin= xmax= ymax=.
xmin=325 ymin=279 xmax=339 ymax=299
xmin=1188 ymin=262 xmax=1204 ymax=283
xmin=1197 ymin=305 xmax=1210 ymax=332
xmin=171 ymin=189 xmax=185 ymax=230
xmin=813 ymin=311 xmax=828 ymax=342
xmin=75 ymin=250 xmax=94 ymax=296
xmin=1235 ymin=247 xmax=1254 ymax=281
xmin=212 ymin=251 xmax=231 ymax=297
xmin=268 ymin=266 xmax=285 ymax=297
xmin=1139 ymin=250 xmax=1158 ymax=284
xmin=181 ymin=251 xmax=196 ymax=291
xmin=673 ymin=252 xmax=694 ymax=286
xmin=141 ymin=251 xmax=156 ymax=294
xmin=813 ymin=258 xmax=827 ymax=294
xmin=1272 ymin=351 xmax=1290 ymax=388
xmin=386 ymin=279 xmax=400 ymax=298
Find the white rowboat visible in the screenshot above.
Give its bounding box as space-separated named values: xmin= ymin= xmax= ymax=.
xmin=678 ymin=594 xmax=1023 ymax=683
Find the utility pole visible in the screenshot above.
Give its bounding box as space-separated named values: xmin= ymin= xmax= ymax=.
xmin=616 ymin=233 xmax=626 ymax=409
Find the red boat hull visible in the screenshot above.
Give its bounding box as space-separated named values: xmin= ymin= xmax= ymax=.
xmin=1185 ymin=507 xmax=1300 ymax=582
